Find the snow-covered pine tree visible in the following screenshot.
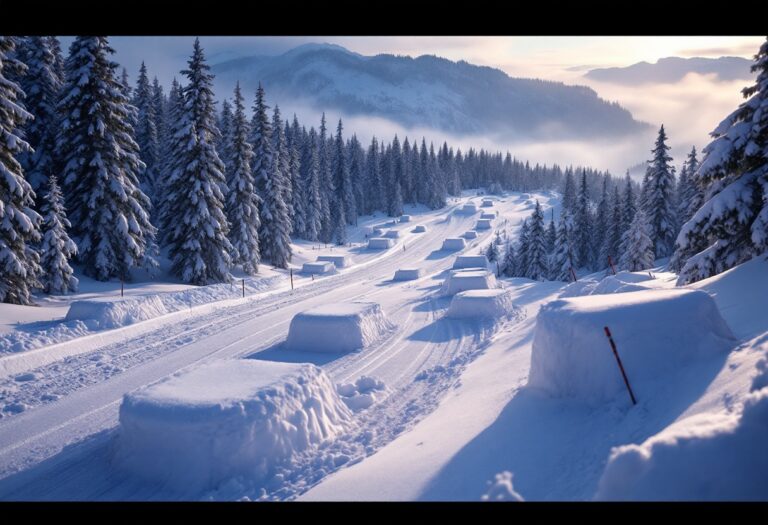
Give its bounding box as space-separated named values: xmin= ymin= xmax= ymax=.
xmin=619 ymin=209 xmax=655 ymax=271
xmin=486 ymin=232 xmax=501 ymax=264
xmin=17 ymin=36 xmax=62 ymax=198
xmin=39 ymin=175 xmax=78 ymax=294
xmin=272 ymin=106 xmax=294 ymax=230
xmin=675 ymin=38 xmax=768 ymax=284
xmin=593 ymin=178 xmax=609 ymax=269
xmin=408 ymin=139 xmax=421 ymax=204
xmin=49 ymin=36 xmax=65 ymax=88
xmin=133 ymin=62 xmax=160 ymax=201
xmin=545 ymin=210 xmax=557 ymax=255
xmin=120 ymin=67 xmax=131 ymax=99
xmin=163 ymin=38 xmax=232 ymax=284
xmin=600 ymin=185 xmax=624 ymax=271
xmin=288 ymin=116 xmax=306 ymax=236
xmin=621 ymin=172 xmax=637 ymax=235
xmin=302 ymin=127 xmax=323 ymax=241
xmin=56 ymin=36 xmax=156 ymax=282
xmin=224 ymin=82 xmax=260 ymax=275
xmin=348 ymin=134 xmax=364 ymax=226
xmin=429 ymin=142 xmax=447 ymax=209
xmin=151 ymin=76 xmax=165 ymax=142
xmin=525 ymin=201 xmax=548 ymax=280
xmin=364 ymin=137 xmax=383 ymax=214
xmin=218 ymin=98 xmax=233 ymax=170
xmin=643 ymin=125 xmax=677 ymax=258
xmin=574 ymin=171 xmax=593 ymax=268
xmin=550 ymin=210 xmax=576 ymax=282
xmin=562 ymin=168 xmax=577 ymax=214
xmin=678 ymin=146 xmax=702 ymax=228
xmin=510 ymin=219 xmax=530 ymax=277
xmin=317 ymin=113 xmax=333 ymax=244
xmin=251 ymin=84 xmax=292 ymax=268
xmin=387 ymin=135 xmax=404 ymax=217
xmin=401 ymin=137 xmax=413 ymax=205
xmin=157 ymin=78 xmax=183 ymax=245
xmin=0 ymin=37 xmax=42 ymax=304
xmin=332 ymin=119 xmax=355 ymax=233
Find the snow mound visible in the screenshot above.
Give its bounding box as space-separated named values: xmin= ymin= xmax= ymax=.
xmin=336 ymin=375 xmax=388 ymax=411
xmin=528 ymin=289 xmax=737 ymax=405
xmin=383 ymin=230 xmax=401 ymax=239
xmin=475 ymin=219 xmax=493 ymax=230
xmin=371 ymin=228 xmax=384 ymax=237
xmin=442 ymin=238 xmax=466 ymax=251
xmin=463 ymin=231 xmax=478 ymax=240
xmin=446 ymin=289 xmax=521 ymax=320
xmin=561 ymin=271 xmax=657 ymax=298
xmin=393 ymin=268 xmax=423 ymax=281
xmin=481 ymin=471 xmax=524 ymax=501
xmin=441 ymin=269 xmax=498 ymax=296
xmin=117 ymin=360 xmax=352 ymax=492
xmin=412 ymin=225 xmax=427 ymax=233
xmin=399 ymin=215 xmax=411 ymax=223
xmin=596 ymin=379 xmax=768 ymax=500
xmin=461 ymin=203 xmax=479 ymax=214
xmin=285 ymin=302 xmax=395 ymax=353
xmin=316 ymin=255 xmax=352 ymax=268
xmin=480 ymin=212 xmax=497 ymax=220
xmin=301 ymin=261 xmax=336 ymax=275
xmin=452 ymin=255 xmax=490 ymax=271
xmin=481 ymin=199 xmax=494 ymax=208
xmin=367 ymin=238 xmax=394 ymax=250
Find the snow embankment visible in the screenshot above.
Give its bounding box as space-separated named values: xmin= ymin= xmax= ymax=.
xmin=117 ymin=360 xmax=351 ymax=492
xmin=446 ymin=289 xmax=522 ymax=321
xmin=284 ymin=302 xmax=395 ymax=353
xmin=442 ymin=238 xmax=466 ymax=251
xmin=596 ymin=354 xmax=768 ymax=500
xmin=367 ymin=238 xmax=394 ymax=250
xmin=441 ymin=269 xmax=498 ymax=296
xmin=393 ymin=268 xmax=422 ymax=281
xmin=301 ymin=261 xmax=336 ymax=275
xmin=528 ymin=289 xmax=737 ymax=405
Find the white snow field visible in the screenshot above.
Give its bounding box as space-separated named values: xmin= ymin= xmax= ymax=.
xmin=441 ymin=238 xmax=466 ymax=251
xmin=475 ymin=219 xmax=493 ymax=230
xmin=117 ymin=360 xmax=351 ymax=493
xmin=367 ymin=237 xmax=394 ymax=250
xmin=446 ymin=290 xmax=520 ymax=321
xmin=441 ymin=269 xmax=498 ymax=296
xmin=412 ymin=225 xmax=427 ymax=233
xmin=452 ymin=255 xmax=490 ymax=271
xmin=284 ymin=302 xmax=395 ymax=353
xmin=463 ymin=231 xmax=478 ymax=240
xmin=316 ymin=255 xmax=353 ymax=268
xmin=393 ymin=268 xmax=423 ymax=281
xmin=527 ymin=289 xmax=737 ymax=405
xmin=301 ymin=261 xmax=336 ymax=275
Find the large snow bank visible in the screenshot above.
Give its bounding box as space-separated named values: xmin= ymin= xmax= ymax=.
xmin=596 ymin=356 xmax=768 ymax=500
xmin=316 ymin=255 xmax=352 ymax=268
xmin=442 ymin=238 xmax=466 ymax=251
xmin=301 ymin=261 xmax=336 ymax=275
xmin=393 ymin=268 xmax=423 ymax=281
xmin=446 ymin=289 xmax=521 ymax=320
xmin=452 ymin=255 xmax=490 ymax=271
xmin=412 ymin=225 xmax=427 ymax=233
xmin=475 ymin=219 xmax=493 ymax=230
xmin=117 ymin=360 xmax=352 ymax=492
xmin=441 ymin=269 xmax=498 ymax=296
xmin=463 ymin=231 xmax=478 ymax=240
xmin=285 ymin=302 xmax=395 ymax=353
xmin=367 ymin=238 xmax=394 ymax=250
xmin=528 ymin=289 xmax=737 ymax=405
xmin=384 ymin=230 xmax=402 ymax=239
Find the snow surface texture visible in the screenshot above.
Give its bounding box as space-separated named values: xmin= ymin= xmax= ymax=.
xmin=560 ymin=271 xmax=657 ymax=298
xmin=316 ymin=255 xmax=352 ymax=268
xmin=399 ymin=215 xmax=411 ymax=223
xmin=481 ymin=471 xmax=524 ymax=501
xmin=475 ymin=219 xmax=493 ymax=230
xmin=446 ymin=289 xmax=521 ymax=321
xmin=441 ymin=270 xmax=498 ymax=296
xmin=442 ymin=238 xmax=466 ymax=251
xmin=117 ymin=360 xmax=351 ymax=492
xmin=528 ymin=289 xmax=737 ymax=405
xmin=284 ymin=302 xmax=395 ymax=353
xmin=368 ymin=238 xmax=394 ymax=250
xmin=384 ymin=230 xmax=401 ymax=239
xmin=393 ymin=268 xmax=423 ymax=281
xmin=463 ymin=231 xmax=478 ymax=240
xmin=301 ymin=261 xmax=336 ymax=275
xmin=452 ymin=255 xmax=490 ymax=271
xmin=412 ymin=225 xmax=427 ymax=233
xmin=336 ymin=376 xmax=388 ymax=412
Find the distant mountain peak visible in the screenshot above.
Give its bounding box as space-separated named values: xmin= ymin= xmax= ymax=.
xmin=585 ymin=56 xmax=754 ymax=85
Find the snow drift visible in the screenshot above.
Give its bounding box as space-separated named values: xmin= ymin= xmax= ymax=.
xmin=446 ymin=289 xmax=521 ymax=320
xmin=368 ymin=238 xmax=394 ymax=250
xmin=284 ymin=302 xmax=395 ymax=353
xmin=316 ymin=255 xmax=352 ymax=268
xmin=441 ymin=269 xmax=498 ymax=296
xmin=393 ymin=268 xmax=423 ymax=281
xmin=442 ymin=238 xmax=466 ymax=251
xmin=301 ymin=261 xmax=336 ymax=275
xmin=452 ymin=255 xmax=490 ymax=271
xmin=117 ymin=360 xmax=352 ymax=492
xmin=528 ymin=289 xmax=737 ymax=405
xmin=337 ymin=375 xmax=388 ymax=411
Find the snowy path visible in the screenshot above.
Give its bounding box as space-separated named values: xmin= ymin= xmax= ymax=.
xmin=0 ymin=193 xmax=549 ymax=500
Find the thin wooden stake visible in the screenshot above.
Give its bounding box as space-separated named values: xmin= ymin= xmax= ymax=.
xmin=290 ymin=268 xmax=294 ymax=290
xmin=603 ymin=326 xmax=637 ymax=406
xmin=121 ymin=278 xmax=124 ymax=297
xmin=570 ymin=266 xmax=578 ymax=283
xmin=242 ymin=279 xmax=245 ymax=298
xmin=608 ymin=255 xmax=617 ymax=276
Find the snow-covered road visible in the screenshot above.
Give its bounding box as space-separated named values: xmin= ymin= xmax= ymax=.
xmin=0 ymin=193 xmax=550 ymax=500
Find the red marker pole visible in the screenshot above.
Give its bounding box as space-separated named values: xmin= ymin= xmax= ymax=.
xmin=603 ymin=326 xmax=637 ymax=406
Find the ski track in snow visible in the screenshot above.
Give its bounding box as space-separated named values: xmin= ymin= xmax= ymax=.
xmin=0 ymin=194 xmax=542 ymax=500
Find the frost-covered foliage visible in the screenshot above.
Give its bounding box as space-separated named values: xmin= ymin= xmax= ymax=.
xmin=132 ymin=62 xmax=160 ymax=201
xmin=526 ymin=200 xmax=548 ymax=280
xmin=549 ymin=210 xmax=576 ymax=281
xmin=0 ymin=36 xmax=42 ymax=304
xmin=39 ymin=175 xmax=78 ymax=294
xmin=675 ymin=38 xmax=768 ymax=284
xmin=619 ymin=209 xmax=655 ymax=271
xmin=643 ymin=125 xmax=677 ymax=258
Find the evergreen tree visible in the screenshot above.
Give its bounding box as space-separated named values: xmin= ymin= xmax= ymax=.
xmin=56 ymin=36 xmax=156 ymax=281
xmin=562 ymin=168 xmax=577 ymax=213
xmin=251 ymin=84 xmax=292 ymax=268
xmin=526 ymin=201 xmax=548 ymax=280
xmin=302 ymin=127 xmax=323 ymax=241
xmin=218 ymin=98 xmax=233 ymax=168
xmin=675 ymin=38 xmax=768 ymax=284
xmin=17 ymin=36 xmax=62 ymax=198
xmin=510 ymin=219 xmax=530 ymax=277
xmin=0 ymin=36 xmax=42 ymax=304
xmin=550 ymin=210 xmax=576 ymax=281
xmin=643 ymin=125 xmax=677 ymax=258
xmin=288 ymin=116 xmax=306 ymax=236
xmin=163 ymin=38 xmax=232 ymax=284
xmin=151 ymin=76 xmax=165 ymax=142
xmin=387 ymin=135 xmax=404 ymax=216
xmin=39 ymin=175 xmax=78 ymax=294
xmin=133 ymin=61 xmax=160 ymax=200
xmin=622 ymin=172 xmax=637 ymax=235
xmin=545 ymin=211 xmax=557 ymax=255
xmin=348 ymin=134 xmax=364 ymax=225
xmin=574 ymin=171 xmax=593 ymax=267
xmin=593 ymin=178 xmax=609 ymax=268
xmin=331 ymin=119 xmax=355 ymax=242
xmin=157 ymin=78 xmax=183 ymax=244
xmin=486 ymin=232 xmax=501 ymax=263
xmin=619 ymin=209 xmax=655 ymax=271
xmin=364 ymin=137 xmax=383 ymax=214
xmin=317 ymin=113 xmax=333 ymax=244
xmin=679 ymin=146 xmax=702 ymax=227
xmin=49 ymin=36 xmax=65 ymax=86
xmin=224 ymin=82 xmax=261 ymax=275
xmin=429 ymin=142 xmax=447 ymax=209
xmin=600 ymin=185 xmax=624 ymax=271
xmin=271 ymin=106 xmax=293 ymax=229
